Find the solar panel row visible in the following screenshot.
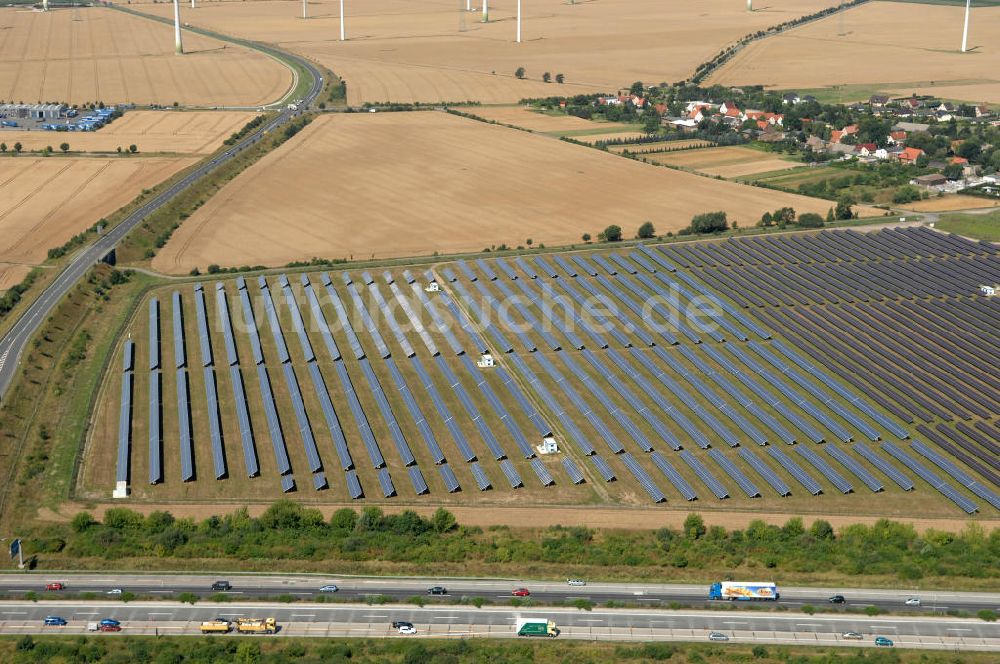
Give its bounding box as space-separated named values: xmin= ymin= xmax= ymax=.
xmin=475 ymin=258 xmax=499 ymax=281
xmin=359 ymin=357 xmax=416 ymax=466
xmin=279 ymin=277 xmax=315 ymax=363
xmin=881 ymin=442 xmax=977 ymax=514
xmin=509 ymin=277 xmax=583 ymax=349
xmin=282 ymin=362 xmax=323 ymax=472
xmin=193 ymin=285 xmax=214 ymax=368
xmin=708 ymin=448 xmax=760 ymax=498
xmin=590 ymin=454 xmax=617 ymax=482
xmin=542 ymin=271 xmax=626 ymax=348
xmin=470 ymin=462 xmax=492 ymax=490
xmin=176 ymin=368 xmax=194 ymax=482
xmin=534 ymin=278 xmax=609 ymax=349
xmin=378 ymin=467 xmax=397 ymax=497
xmin=229 ymin=365 xmax=259 ymax=477
xmin=459 ymin=353 xmax=532 ymax=458
xmin=258 ymin=278 xmax=291 ymax=364
xmin=300 ymin=275 xmax=341 ymax=361
xmin=535 ymin=352 xmax=625 ymax=454
xmin=766 ymin=445 xmax=822 ymax=495
xmin=148 ymin=299 xmax=160 ymax=371
xmin=368 ymin=280 xmax=415 ymax=357
xmin=346 ymin=470 xmax=364 ymax=499
xmin=322 ymin=275 xmax=365 ymax=360
xmin=172 ymin=291 xmax=186 ymax=369
xmin=853 ymin=442 xmax=914 ymax=491
xmin=794 ymin=445 xmax=852 ymax=494
xmin=385 ymin=357 xmax=446 ymax=464
xmin=561 ymin=456 xmax=586 ymax=484
xmin=148 ymin=369 xmax=162 ymax=484
xmin=449 ymin=279 xmax=515 ymax=353
xmin=216 ymin=284 xmax=240 ymax=367
xmin=473 ymin=277 xmax=545 ymax=352
xmin=619 ymin=452 xmax=666 ymax=502
xmin=647 ymin=268 xmax=748 ymax=342
xmin=679 ymin=450 xmax=729 ymax=499
xmin=571 ymin=271 xmax=653 ymax=346
xmin=237 ymin=278 xmax=265 ymax=366
xmin=388 ymin=280 xmax=437 ymax=356
xmin=437 ymin=288 xmax=489 ymax=354
xmin=438 ymin=463 xmax=461 ymax=492
xmin=306 ymin=362 xmax=354 ymax=471
xmin=411 ymin=283 xmax=464 ymax=355
xmin=823 ymin=443 xmax=882 ymax=492
xmin=411 ymin=356 xmax=476 ymax=462
xmin=499 ymin=458 xmax=524 ymax=488
xmin=649 ymin=450 xmax=697 ymax=500
xmin=116 ymin=341 xmax=134 ymax=486
xmin=203 ymin=366 xmax=227 ymax=480
xmin=736 ymin=447 xmax=790 ymax=497
xmin=435 ymin=354 xmax=506 ymax=460
xmin=345 ymin=280 xmax=391 ymax=359
xmin=256 ymin=364 xmax=292 ymax=476
xmin=408 ymin=465 xmax=429 ymax=495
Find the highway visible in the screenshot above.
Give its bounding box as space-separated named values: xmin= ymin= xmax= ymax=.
xmin=1 ymin=601 xmax=998 ymax=651
xmin=4 ymin=574 xmax=999 ymax=614
xmin=0 ymin=22 xmax=324 ymax=401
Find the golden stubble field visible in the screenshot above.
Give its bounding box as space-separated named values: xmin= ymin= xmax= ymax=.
xmin=153 ymin=112 xmax=841 ymax=273
xmin=0 ymin=7 xmax=291 ymax=106
xmin=709 ymin=1 xmax=1000 ymax=103
xmin=0 ymin=111 xmax=256 ymax=154
xmin=465 ymin=105 xmax=633 ymax=133
xmin=0 ymin=156 xmax=196 ymax=290
xmin=651 ymin=146 xmax=802 ymax=179
xmin=136 ymin=0 xmax=842 ymax=105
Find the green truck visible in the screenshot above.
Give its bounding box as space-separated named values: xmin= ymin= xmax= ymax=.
xmin=516 ymin=618 xmax=559 ymax=637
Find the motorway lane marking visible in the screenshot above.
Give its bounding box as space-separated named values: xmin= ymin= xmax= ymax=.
xmin=362 ymin=615 xmax=388 ymax=619
xmin=577 ymin=619 xmax=604 ymax=623
xmin=946 ymin=628 xmax=972 ymax=632
xmin=1 ymin=612 xmax=26 ymax=615
xmin=432 ymin=616 xmax=461 ymax=620
xmin=795 ymin=624 xmax=823 ymax=628
xmin=290 ymin=614 xmax=316 ymax=619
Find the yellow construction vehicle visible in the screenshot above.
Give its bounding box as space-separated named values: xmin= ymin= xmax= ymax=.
xmin=200 ymin=619 xmax=232 ymax=634
xmin=235 ymin=617 xmax=277 ymax=634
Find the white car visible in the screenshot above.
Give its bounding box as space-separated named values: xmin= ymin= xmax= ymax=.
xmin=842 ymin=632 xmax=864 ymax=640
xmin=106 ymin=588 xmax=123 ymax=596
xmin=567 ymin=579 xmax=587 ymax=586
xmin=708 ymin=631 xmax=730 ymax=642
xmin=905 ymin=597 xmax=921 ymax=606
xmin=397 ymin=625 xmax=417 ymax=635
xmin=319 ymin=585 xmax=339 ymax=593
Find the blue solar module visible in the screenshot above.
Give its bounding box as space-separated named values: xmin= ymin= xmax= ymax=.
xmin=475 ymin=258 xmax=498 ymax=281
xmin=359 ymin=358 xmax=416 ymax=466
xmin=279 ymin=276 xmax=315 ymax=363
xmin=340 ymin=271 xmax=353 ymax=286
xmin=215 ymin=284 xmax=240 ymax=367
xmin=708 ymin=449 xmax=760 ymax=498
xmin=408 ymin=465 xmax=430 ymax=495
xmin=176 ymin=368 xmax=194 ymax=482
xmin=282 ymin=363 xmax=323 ymax=472
xmin=507 ymin=353 xmax=596 ymax=456
xmin=649 ymin=450 xmax=697 ymax=500
xmin=361 ymin=271 xmax=374 ymax=285
xmin=493 ymin=257 xmax=519 ymax=280
xmin=438 ymin=463 xmax=461 ymax=492
xmin=589 ymin=453 xmax=616 ymax=482
xmin=514 ymin=256 xmax=538 ymax=279
xmin=470 ymin=462 xmax=492 ymax=490
xmin=552 ymin=254 xmax=578 ymax=277
xmin=592 ymin=254 xmax=618 ymax=276
xmin=882 ymin=442 xmax=978 ymax=513
xmin=402 ymin=270 xmax=416 ymax=284
xmin=736 ymin=447 xmax=790 ymax=496
xmin=306 ymin=363 xmax=353 ymax=470
xmin=322 ymin=278 xmax=365 ymax=360
xmin=499 ymin=459 xmax=524 ymax=488
xmin=411 ymin=283 xmax=462 ymax=355
xmin=442 ymin=267 xmax=458 ymax=282
xmin=378 ymin=468 xmax=397 ymax=497
xmin=572 ymin=254 xmax=599 ymax=276
xmin=571 ymin=274 xmax=651 ymax=347
xmin=853 ymin=442 xmax=914 ymax=490
xmin=346 ymin=470 xmax=364 ymax=498
xmin=449 ymin=279 xmax=516 ymax=353
xmin=530 ymin=458 xmax=555 ymax=486
xmin=766 ymin=446 xmax=822 ymax=495
xmin=548 ymin=276 xmax=628 ymax=348
xmin=345 ymin=282 xmax=391 ymax=359
xmin=456 ymin=259 xmax=479 ymax=282
xmin=510 ymin=277 xmax=583 ymax=350
xmin=824 ymin=443 xmax=882 ymax=492
xmin=609 ymin=253 xmax=638 ymax=275
xmin=258 ymin=278 xmax=291 ymax=364
xmin=532 ymin=279 xmax=608 ymax=349
xmin=238 ymin=284 xmax=265 ymax=365
xmin=149 ymin=298 xmax=160 ymax=371
xmin=911 ymin=440 xmax=1000 ymax=510
xmin=229 ymin=366 xmax=260 ymax=477
xmin=382 ymin=270 xmax=395 ymax=284
xmin=433 ymin=355 xmax=505 ymax=459
xmin=116 ymin=369 xmax=133 ymax=486
xmin=386 ymin=357 xmax=446 ymax=464
xmin=561 ymin=457 xmax=585 ymax=484
xmin=627 ymin=250 xmax=657 ymax=274
xmin=256 ymin=365 xmax=292 ymax=475
xmin=638 ymin=245 xmax=678 ymax=272
xmin=171 ymin=291 xmax=186 ymax=369
xmin=148 ymin=370 xmax=161 ymax=484
xmin=412 ymin=356 xmax=476 ymax=461
xmin=670 ymin=267 xmax=771 ymax=339
xmin=534 ymin=256 xmax=560 ymax=279
xmin=679 ymin=450 xmax=729 ymax=499
xmin=389 ymin=281 xmax=437 ymax=356
xmin=204 ymin=367 xmax=227 ymax=480
xmin=596 ymin=274 xmax=671 ymax=345
xmin=312 ymin=472 xmax=328 ymax=491
xmin=459 ymin=353 xmax=533 ymax=458
xmin=539 ymin=352 xmax=624 ymax=454
xmin=193 ymin=284 xmax=214 ymax=367
xmin=475 ymin=278 xmax=550 ymax=352
xmin=281 ymin=474 xmax=296 ymax=493
xmin=438 ymin=288 xmax=489 ymax=354
xmin=300 ymin=275 xmax=341 ymax=362
xmin=580 ymin=349 xmax=681 ymax=451
xmin=557 ymin=352 xmax=648 ymax=453
xmin=651 ymin=271 xmax=747 ymax=342
xmin=495 ymin=364 xmax=551 ymax=440
xmin=631 ymin=271 xmax=712 ymax=344
xmin=368 ymin=281 xmax=415 ymax=357
xmin=620 ymin=452 xmax=666 ymax=502
xmin=794 ymin=445 xmax=853 ymax=494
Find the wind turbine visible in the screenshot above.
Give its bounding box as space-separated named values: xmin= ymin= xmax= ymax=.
xmin=173 ymin=0 xmax=184 ymax=54
xmin=961 ymin=0 xmax=971 ymax=53
xmin=340 ymin=0 xmax=346 ymax=40
xmin=191 ymin=0 xmax=195 ymax=8
xmin=747 ymin=0 xmax=753 ymax=11
xmin=303 ymin=0 xmax=307 ymax=19
xmin=516 ymin=0 xmax=521 ymax=43
xmin=483 ymin=0 xmax=488 ymax=22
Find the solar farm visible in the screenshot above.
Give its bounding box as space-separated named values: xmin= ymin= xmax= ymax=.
xmin=84 ymin=228 xmax=1000 ymax=516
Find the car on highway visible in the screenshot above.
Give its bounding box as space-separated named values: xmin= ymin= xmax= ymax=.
xmin=43 ymin=616 xmax=67 ymax=626
xmin=427 ymin=586 xmax=448 ymax=595
xmin=397 ymin=624 xmax=417 ymax=635
xmin=511 ymin=588 xmax=531 ymax=597
xmin=99 ymin=624 xmax=122 ymax=633
xmin=319 ymin=584 xmax=339 ymax=593
xmin=905 ymin=597 xmax=921 ymax=606
xmin=107 ymin=588 xmax=123 ymax=596
xmin=567 ymin=579 xmax=587 ymax=586
xmin=45 ymin=582 xmax=65 ymax=591
xmin=708 ymin=631 xmax=730 ymax=642
xmin=211 ymin=581 xmax=232 ymax=591
xmin=874 ymin=636 xmax=894 ymax=647
xmin=841 ymin=632 xmax=863 ymax=640
xmin=828 ymin=594 xmax=846 ymax=604
xmin=391 ymin=621 xmax=413 ymax=629
xmin=100 ymin=619 xmax=121 ymax=627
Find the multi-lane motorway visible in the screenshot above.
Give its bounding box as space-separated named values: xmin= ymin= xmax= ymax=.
xmin=0 ymin=24 xmax=324 ymax=400
xmin=4 ymin=574 xmax=999 ymax=615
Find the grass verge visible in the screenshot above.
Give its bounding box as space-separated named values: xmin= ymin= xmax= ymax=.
xmin=934 ymin=210 xmax=1000 ymax=242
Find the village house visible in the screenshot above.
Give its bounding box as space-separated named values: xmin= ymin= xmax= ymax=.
xmin=897 ymin=146 xmax=925 ymax=164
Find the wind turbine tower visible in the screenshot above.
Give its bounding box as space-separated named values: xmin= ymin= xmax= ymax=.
xmin=747 ymin=0 xmax=753 ymax=11
xmin=303 ymin=0 xmax=307 ymax=19
xmin=173 ymin=0 xmax=184 ymax=54
xmin=191 ymin=0 xmax=195 ymax=8
xmin=516 ymin=0 xmax=521 ymax=43
xmin=483 ymin=0 xmax=489 ymax=22
xmin=340 ymin=0 xmax=346 ymax=40
xmin=961 ymin=0 xmax=971 ymax=53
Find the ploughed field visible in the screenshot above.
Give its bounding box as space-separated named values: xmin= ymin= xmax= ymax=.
xmin=152 ymin=111 xmax=839 ymax=273
xmin=90 ymin=228 xmax=1000 ymax=517
xmin=134 ymin=0 xmax=843 ymax=105
xmin=0 ymin=6 xmax=291 ymax=106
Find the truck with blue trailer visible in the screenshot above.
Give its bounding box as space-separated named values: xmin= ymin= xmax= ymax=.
xmin=709 ymin=582 xmax=779 ymax=601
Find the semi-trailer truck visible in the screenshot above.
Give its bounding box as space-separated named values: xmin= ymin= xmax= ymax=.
xmin=235 ymin=618 xmax=277 ymax=634
xmin=709 ymin=582 xmax=779 ymax=601
xmin=200 ymin=620 xmax=232 ymax=634
xmin=516 ymin=618 xmax=559 ymax=637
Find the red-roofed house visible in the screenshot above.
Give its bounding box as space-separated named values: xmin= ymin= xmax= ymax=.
xmin=744 ymin=110 xmax=765 ymax=121
xmin=763 ymin=112 xmax=784 ymax=126
xmin=630 ymin=95 xmax=646 ymax=108
xmin=888 ymin=130 xmax=907 ymax=145
xmin=897 ymin=146 xmax=925 ymax=163
xmin=757 ymin=120 xmax=769 ymax=130
xmin=831 ymin=125 xmax=858 ymax=144
xmin=855 ymin=143 xmax=877 ymax=156
xmin=951 ymin=156 xmax=969 ymax=165
xmin=719 ymin=101 xmax=741 ymax=117
xmin=688 ymin=106 xmax=708 ymax=122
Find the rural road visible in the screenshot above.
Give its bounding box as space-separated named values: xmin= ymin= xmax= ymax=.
xmin=5 ymin=574 xmax=999 ymax=614
xmin=0 ymin=26 xmax=324 ymax=403
xmin=1 ymin=601 xmax=999 ymax=651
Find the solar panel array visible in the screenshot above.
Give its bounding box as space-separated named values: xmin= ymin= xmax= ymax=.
xmin=115 ymin=340 xmax=134 ymax=488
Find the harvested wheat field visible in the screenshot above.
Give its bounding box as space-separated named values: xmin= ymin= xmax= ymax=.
xmin=709 ymin=1 xmax=1000 ymax=103
xmin=136 ymin=0 xmax=842 ymax=105
xmin=153 ymin=112 xmax=841 ymax=273
xmin=0 ymin=156 xmax=196 ymax=290
xmin=0 ymin=7 xmax=291 ymax=106
xmin=0 ymin=111 xmax=256 ymax=155
xmin=465 ymin=105 xmax=631 ymax=133
xmin=608 ymin=140 xmax=714 ymax=154
xmin=651 ymin=146 xmax=801 ymax=178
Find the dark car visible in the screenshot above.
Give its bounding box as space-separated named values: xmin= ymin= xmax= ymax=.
xmin=43 ymin=616 xmax=68 ymax=626
xmin=391 ymin=621 xmax=414 ymax=629
xmin=211 ymin=581 xmax=232 ymax=591
xmin=829 ymin=594 xmax=846 ymax=604
xmin=427 ymin=586 xmax=448 ymax=595
xmin=99 ymin=619 xmax=121 ymax=627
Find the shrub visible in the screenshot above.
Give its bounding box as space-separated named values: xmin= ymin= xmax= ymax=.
xmin=637 ymin=221 xmax=656 ymax=239
xmin=600 ymin=224 xmax=623 ymax=242
xmin=797 ymin=212 xmax=824 ymax=228
xmin=978 ymin=609 xmax=997 ymax=622
xmin=689 ymin=211 xmax=728 ymax=234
